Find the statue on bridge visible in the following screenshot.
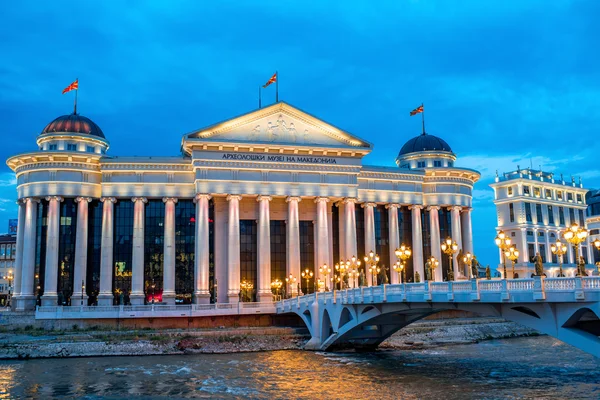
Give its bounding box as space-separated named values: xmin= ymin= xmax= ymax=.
xmin=358 ymin=270 xmax=366 ymax=287
xmin=533 ymin=252 xmax=544 ymax=276
xmin=380 ymin=265 xmax=389 ymax=284
xmin=485 ymin=265 xmax=491 ymax=280
xmin=457 ymin=248 xmax=465 ymax=277
xmin=471 ymin=255 xmax=480 ymax=278
xmin=578 ymin=256 xmax=587 ymax=276
xmin=415 ymin=271 xmax=421 ymax=283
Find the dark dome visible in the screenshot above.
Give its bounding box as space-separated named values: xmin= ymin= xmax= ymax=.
xmin=41 ymin=114 xmax=105 ymax=138
xmin=398 ymin=133 xmax=452 ymax=156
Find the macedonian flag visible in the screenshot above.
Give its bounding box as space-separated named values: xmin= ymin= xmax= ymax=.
xmin=262 ymin=72 xmax=277 ymax=88
xmin=62 ymin=79 xmax=79 ymax=94
xmin=410 ymin=104 xmax=424 ymax=116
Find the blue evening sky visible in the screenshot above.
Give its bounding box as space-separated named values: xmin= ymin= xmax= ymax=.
xmin=1 ymin=1 xmax=599 ymax=264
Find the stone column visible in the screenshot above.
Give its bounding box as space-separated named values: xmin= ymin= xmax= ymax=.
xmin=428 ymin=206 xmax=442 ymax=282
xmin=286 ymin=197 xmax=301 ymax=295
xmin=545 ymin=229 xmax=552 ymax=264
xmin=461 ymin=208 xmax=473 ymax=254
xmin=194 ymin=194 xmax=211 ymax=304
xmin=315 ymin=197 xmax=331 ymax=280
xmin=41 ymin=196 xmax=63 ymax=306
xmin=344 ymin=198 xmax=358 ymax=262
xmin=162 ymin=197 xmax=177 ymax=305
xmin=450 ymin=206 xmax=463 ymax=279
xmin=338 ymin=202 xmax=346 ymax=261
xmin=129 ymin=197 xmax=147 ymax=305
xmin=567 ymin=240 xmax=574 ymax=265
xmin=586 ymin=238 xmax=593 ymax=265
xmin=12 ymin=199 xmax=26 ymax=300
xmin=520 ymin=228 xmax=529 ymax=263
xmin=410 ymin=206 xmax=424 ymax=281
xmin=72 ymin=197 xmax=91 ymax=305
xmin=533 ymin=228 xmax=539 ymax=258
xmin=98 ymin=197 xmax=116 ymax=306
xmin=15 ymin=198 xmax=39 ymax=311
xmin=363 ymin=202 xmax=376 ymax=286
xmin=387 ymin=204 xmax=400 ymax=284
xmin=257 ymin=195 xmax=272 ymax=302
xmin=227 ymin=195 xmax=242 ymax=303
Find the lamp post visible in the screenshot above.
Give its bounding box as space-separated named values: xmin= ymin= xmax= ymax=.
xmin=318 ymin=264 xmax=332 ymax=291
xmin=441 ymin=237 xmax=458 ymax=281
xmin=301 ymin=268 xmax=314 ymax=294
xmin=504 ymin=247 xmax=519 ymax=279
xmin=364 ymin=250 xmax=380 ymax=286
xmin=550 ymin=240 xmax=568 ymax=277
xmin=271 ymin=279 xmax=283 ymax=301
xmin=563 ymin=223 xmax=588 ymax=276
xmin=2 ymin=270 xmax=13 ymax=308
xmin=80 ymin=279 xmax=85 ymax=306
xmin=494 ymin=230 xmax=512 ymax=279
xmin=426 ymin=256 xmax=439 ymax=281
xmin=285 ymin=274 xmax=297 ymax=299
xmin=335 ymin=262 xmax=349 ymax=289
xmin=240 ymin=279 xmax=253 ymax=302
xmin=344 ymin=256 xmax=362 ymax=286
xmin=349 ymin=269 xmax=360 ymax=288
xmin=463 ymin=252 xmax=474 ymax=279
xmin=395 ymin=245 xmax=411 ymax=282
xmin=393 ymin=261 xmax=405 ymax=283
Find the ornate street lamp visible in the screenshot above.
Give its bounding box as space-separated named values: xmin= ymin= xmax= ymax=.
xmin=335 ymin=262 xmax=349 ymax=290
xmin=395 ymin=244 xmax=412 ymax=282
xmin=240 ymin=279 xmax=253 ymax=302
xmin=494 ymin=230 xmax=512 ymax=279
xmin=285 ymin=274 xmax=297 ymax=299
xmin=563 ymin=223 xmax=588 ymax=276
xmin=426 ymin=256 xmax=439 ymax=281
xmin=364 ymin=250 xmax=380 ymax=286
xmin=80 ymin=280 xmax=85 ymax=306
xmin=441 ymin=237 xmax=458 ymax=281
xmin=2 ymin=270 xmax=13 ymax=308
xmin=393 ymin=261 xmax=406 ymax=283
xmin=271 ymin=279 xmax=283 ymax=300
xmin=463 ymin=252 xmax=474 ymax=279
xmin=301 ymin=268 xmax=314 ymax=294
xmin=550 ymin=240 xmax=568 ymax=277
xmin=318 ymin=264 xmax=332 ymax=291
xmin=594 ymin=238 xmax=600 ymax=251
xmin=504 ymin=246 xmax=519 ymax=279
xmin=344 ymin=256 xmax=362 ymax=286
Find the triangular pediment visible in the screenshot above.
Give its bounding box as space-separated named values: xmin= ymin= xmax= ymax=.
xmin=185 ymin=102 xmax=372 ymax=149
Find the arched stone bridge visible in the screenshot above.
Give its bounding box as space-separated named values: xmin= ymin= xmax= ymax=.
xmin=276 ymin=277 xmax=600 ymax=357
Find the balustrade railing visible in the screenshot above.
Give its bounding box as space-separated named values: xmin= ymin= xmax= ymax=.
xmin=582 ymin=277 xmax=600 ymax=290
xmin=544 ymin=278 xmax=576 ymax=291
xmin=507 ymin=279 xmax=534 ymax=292
xmin=430 ymin=282 xmax=449 ymax=292
xmin=478 ymin=280 xmax=504 ymax=292
xmin=452 ymin=281 xmax=473 ymax=292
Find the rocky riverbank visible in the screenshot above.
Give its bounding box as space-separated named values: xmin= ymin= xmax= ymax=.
xmin=0 ymin=317 xmax=538 ymax=359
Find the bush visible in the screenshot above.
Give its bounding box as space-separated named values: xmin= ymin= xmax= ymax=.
xmin=24 ymin=325 xmax=34 ymax=331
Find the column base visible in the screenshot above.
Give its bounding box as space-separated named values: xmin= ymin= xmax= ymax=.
xmin=15 ymin=295 xmax=36 ymax=311
xmin=97 ymin=292 xmax=114 ymax=306
xmin=71 ymin=293 xmax=89 ymax=306
xmin=228 ymin=294 xmax=240 ymax=304
xmin=162 ymin=291 xmax=176 ymax=305
xmin=129 ymin=292 xmax=145 ymax=305
xmin=258 ymin=292 xmax=273 ymax=303
xmin=193 ymin=291 xmax=211 ymax=304
xmin=41 ymin=293 xmax=58 ymax=307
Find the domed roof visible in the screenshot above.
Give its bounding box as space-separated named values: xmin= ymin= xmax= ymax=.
xmin=398 ymin=133 xmax=452 ymax=156
xmin=41 ymin=114 xmax=105 ymax=138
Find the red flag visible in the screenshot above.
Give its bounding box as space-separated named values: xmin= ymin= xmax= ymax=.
xmin=410 ymin=105 xmax=424 ymax=116
xmin=262 ymin=72 xmax=277 ymax=88
xmin=62 ymin=79 xmax=78 ymax=94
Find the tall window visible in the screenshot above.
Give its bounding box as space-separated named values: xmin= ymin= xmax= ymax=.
xmin=240 ymin=220 xmax=257 ymax=301
xmin=398 ymin=208 xmax=413 ymax=280
xmin=270 ymin=221 xmax=287 ymax=284
xmin=525 ymin=203 xmax=532 ymax=223
xmin=539 ymin=244 xmax=546 ymax=263
xmin=175 ymin=200 xmax=195 ymax=304
xmin=547 ymin=205 xmax=554 ymax=225
xmin=528 ymin=244 xmax=535 ymax=263
xmin=559 ymin=207 xmax=565 ymax=226
xmin=57 ymin=199 xmax=77 ymax=305
xmin=374 ymin=205 xmax=390 ymax=282
xmin=421 ymin=209 xmax=431 ymax=273
xmin=569 ymin=208 xmax=575 ymax=226
xmin=439 ymin=209 xmax=452 ymax=281
xmin=509 ymin=203 xmax=515 ymax=223
xmin=299 ymin=221 xmax=314 ymax=293
xmin=86 ymin=200 xmax=103 ymax=305
xmin=144 ymin=200 xmax=165 ymax=303
xmin=35 ymin=201 xmax=48 ymax=302
xmin=579 ymin=209 xmax=585 ymax=226
xmin=113 ymin=201 xmax=133 ymax=304
xmin=355 ymin=206 xmax=365 ymax=259
xmin=332 ymin=205 xmax=339 ymax=263
xmin=507 ymin=186 xmax=513 ymax=196
xmin=535 ymin=204 xmax=543 ymax=224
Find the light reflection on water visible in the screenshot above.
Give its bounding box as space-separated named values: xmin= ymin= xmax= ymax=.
xmin=0 ymin=336 xmax=599 ymax=399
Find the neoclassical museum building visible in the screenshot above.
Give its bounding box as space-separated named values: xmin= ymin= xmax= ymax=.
xmin=7 ymin=102 xmax=480 ymax=310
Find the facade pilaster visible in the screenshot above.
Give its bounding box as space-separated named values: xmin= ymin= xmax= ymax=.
xmin=257 ymin=195 xmax=272 ymax=302
xmin=363 ymin=202 xmax=376 ymax=286
xmin=386 ymin=204 xmax=400 ymax=284
xmin=428 ymin=206 xmax=442 ymax=282
xmin=286 ymin=196 xmax=301 ymax=295
xmin=544 ymin=228 xmax=552 ymax=264
xmin=41 ymin=196 xmax=63 ymax=306
xmin=194 ymin=194 xmax=211 ymax=304
xmin=410 ymin=205 xmax=424 ymax=281
xmin=129 ymin=197 xmax=147 ymax=305
xmin=98 ymin=197 xmax=116 ymax=305
xmin=227 ymin=195 xmax=242 ymax=303
xmin=72 ymin=197 xmax=91 ymax=305
xmin=344 ymin=198 xmax=358 ymax=263
xmin=460 ymin=208 xmax=474 ymax=254
xmin=315 ymin=197 xmax=330 ymax=280
xmin=520 ymin=227 xmax=529 ymax=263
xmin=450 ymin=206 xmax=463 ymax=278
xmin=162 ymin=197 xmax=177 ymax=305
xmin=15 ymin=198 xmax=39 ymax=311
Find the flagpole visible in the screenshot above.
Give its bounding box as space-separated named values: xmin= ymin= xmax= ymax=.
xmin=258 ymin=86 xmax=262 ymax=109
xmin=276 ymin=71 xmax=279 ymax=102
xmin=421 ymin=102 xmax=425 ymax=135
xmin=74 ymin=80 xmax=78 ymax=114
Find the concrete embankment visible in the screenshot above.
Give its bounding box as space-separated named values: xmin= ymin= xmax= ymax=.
xmin=0 ymin=316 xmax=539 ymax=359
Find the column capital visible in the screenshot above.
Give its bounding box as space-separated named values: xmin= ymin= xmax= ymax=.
xmin=162 ymin=197 xmax=178 ymax=204
xmin=447 ymin=205 xmax=462 ymax=212
xmin=131 ymin=197 xmax=147 ymax=204
xmin=385 ymin=203 xmax=400 ymax=210
xmin=75 ymin=196 xmax=93 ymax=203
xmin=286 ymin=196 xmax=301 ymax=203
xmin=461 ymin=207 xmax=473 ymax=213
xmin=427 ymin=205 xmax=440 ymax=211
xmin=45 ymin=196 xmax=63 ymax=202
xmin=194 ymin=193 xmax=212 ymax=203
xmin=226 ymin=194 xmax=242 ymax=202
xmin=408 ymin=205 xmax=423 ymax=211
xmin=257 ymin=195 xmax=273 ymax=202
xmin=361 ymin=202 xmax=376 ymax=208
xmin=100 ymin=197 xmax=117 ymax=203
xmin=314 ymin=197 xmax=330 ymax=204
xmin=343 ymin=197 xmax=358 ymax=205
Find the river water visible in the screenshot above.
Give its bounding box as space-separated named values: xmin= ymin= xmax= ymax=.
xmin=0 ymin=336 xmax=599 ymax=399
